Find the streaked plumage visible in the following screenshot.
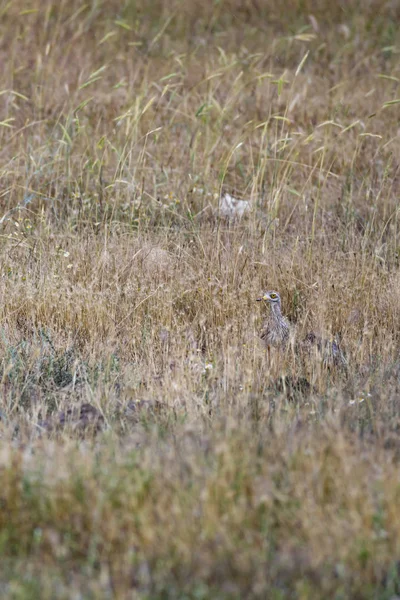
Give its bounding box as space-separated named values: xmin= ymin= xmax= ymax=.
xmin=256 ymin=290 xmax=347 ymax=369
xmin=302 ymin=332 xmax=348 ymax=369
xmin=256 ymin=290 xmax=290 ymax=350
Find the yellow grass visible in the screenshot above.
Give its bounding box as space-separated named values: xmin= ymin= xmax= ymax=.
xmin=1 ymin=0 xmax=400 ymax=597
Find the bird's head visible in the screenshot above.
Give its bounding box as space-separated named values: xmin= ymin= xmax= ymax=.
xmin=256 ymin=290 xmax=281 ymax=305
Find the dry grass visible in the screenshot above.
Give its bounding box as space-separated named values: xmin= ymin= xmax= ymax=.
xmin=1 ymin=0 xmax=400 ymax=597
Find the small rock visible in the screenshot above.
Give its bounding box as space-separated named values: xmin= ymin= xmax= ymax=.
xmin=218 ymin=193 xmax=250 ymax=219
xmin=40 ymin=403 xmax=105 ymax=435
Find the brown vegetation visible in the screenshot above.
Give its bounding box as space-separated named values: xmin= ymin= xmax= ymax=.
xmin=0 ymin=0 xmax=400 ymax=597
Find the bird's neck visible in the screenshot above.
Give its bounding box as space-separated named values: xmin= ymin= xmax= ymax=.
xmin=270 ymin=303 xmax=282 ymax=321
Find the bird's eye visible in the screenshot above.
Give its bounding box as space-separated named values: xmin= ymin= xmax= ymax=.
xmin=270 ymin=293 xmax=277 ymax=299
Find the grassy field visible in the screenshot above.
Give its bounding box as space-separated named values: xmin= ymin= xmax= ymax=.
xmin=1 ymin=0 xmax=400 ymax=597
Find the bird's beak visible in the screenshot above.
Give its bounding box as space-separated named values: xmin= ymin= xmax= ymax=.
xmin=256 ymin=297 xmax=263 ymax=302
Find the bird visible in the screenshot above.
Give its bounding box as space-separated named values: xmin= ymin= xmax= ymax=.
xmin=256 ymin=290 xmax=291 ymax=357
xmin=256 ymin=290 xmax=347 ymax=369
xmin=301 ymin=332 xmax=348 ymax=369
